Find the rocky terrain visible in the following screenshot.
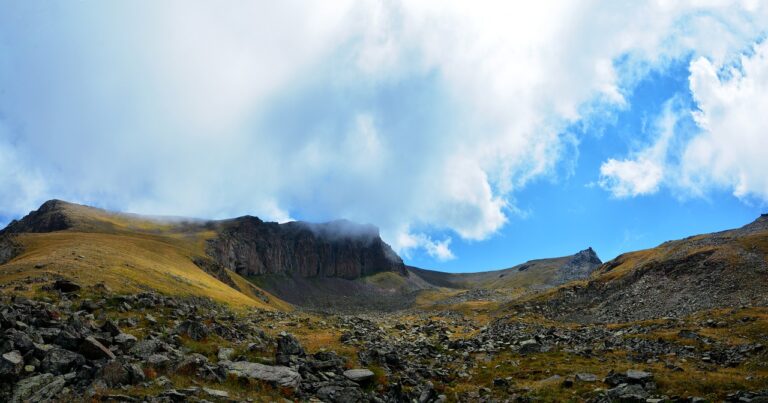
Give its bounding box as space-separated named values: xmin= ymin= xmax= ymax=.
xmin=0 ymin=282 xmax=766 ymax=402
xmin=0 ymin=200 xmax=767 ymax=401
xmin=512 ymin=215 xmax=768 ymax=324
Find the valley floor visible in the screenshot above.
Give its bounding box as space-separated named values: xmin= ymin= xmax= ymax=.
xmin=1 ymin=282 xmax=766 ymax=402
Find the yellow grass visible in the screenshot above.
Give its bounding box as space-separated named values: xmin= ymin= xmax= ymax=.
xmin=0 ymin=231 xmax=279 ymax=310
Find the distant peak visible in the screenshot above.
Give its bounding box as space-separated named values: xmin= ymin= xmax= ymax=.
xmin=38 ymin=199 xmax=72 ymax=212
xmin=1 ymin=199 xmax=75 ymax=235
xmin=738 ymin=214 xmax=768 ymax=233
xmin=572 ymin=247 xmax=602 ymax=265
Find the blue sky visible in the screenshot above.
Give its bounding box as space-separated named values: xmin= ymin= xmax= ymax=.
xmin=1 ymin=2 xmax=767 ymax=272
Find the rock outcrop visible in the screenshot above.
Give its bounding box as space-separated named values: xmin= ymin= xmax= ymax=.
xmin=554 ymin=247 xmax=602 ymax=283
xmin=206 ymin=216 xmax=406 ymax=280
xmin=0 ymin=200 xmax=72 ymax=236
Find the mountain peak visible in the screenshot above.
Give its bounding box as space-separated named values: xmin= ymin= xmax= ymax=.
xmin=571 ymin=247 xmax=602 ymax=265
xmin=735 ymin=214 xmax=768 ymax=234
xmin=0 ymin=199 xmax=75 ymax=235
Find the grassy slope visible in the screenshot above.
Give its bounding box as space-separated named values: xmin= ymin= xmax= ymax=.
xmin=0 ymin=201 xmax=289 ymax=311
xmin=509 ymin=217 xmax=768 ymax=317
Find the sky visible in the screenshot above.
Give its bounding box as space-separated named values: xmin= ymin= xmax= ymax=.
xmin=1 ymin=1 xmax=767 ymax=272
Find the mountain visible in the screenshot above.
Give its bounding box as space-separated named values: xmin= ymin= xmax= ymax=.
xmin=410 ymin=247 xmax=602 ymax=290
xmin=0 ymin=200 xmax=289 ymax=310
xmin=1 ymin=201 xmax=767 ymax=402
xmin=513 ymin=214 xmax=768 ymax=323
xmin=0 ymin=200 xmax=420 ymax=312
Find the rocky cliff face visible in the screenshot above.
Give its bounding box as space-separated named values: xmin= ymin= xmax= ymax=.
xmin=554 ymin=247 xmax=602 ymax=283
xmin=206 ymin=216 xmax=406 ymax=280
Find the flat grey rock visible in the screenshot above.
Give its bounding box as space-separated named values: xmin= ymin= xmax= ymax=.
xmin=344 ymin=368 xmax=375 ymax=382
xmin=221 ymin=360 xmax=301 ymax=388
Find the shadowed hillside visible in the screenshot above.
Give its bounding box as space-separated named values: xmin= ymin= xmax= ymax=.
xmin=511 ymin=215 xmax=768 ymax=323
xmin=410 ymin=247 xmax=602 ymax=290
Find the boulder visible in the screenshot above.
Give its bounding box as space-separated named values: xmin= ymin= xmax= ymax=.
xmin=217 ymin=347 xmax=234 ymax=361
xmin=147 ymin=354 xmax=171 ymax=368
xmin=343 ymin=368 xmax=375 ymax=383
xmin=52 ymin=280 xmax=81 ymax=293
xmin=175 ymin=320 xmax=210 ymax=341
xmin=518 ymin=339 xmax=541 ymax=354
xmin=100 ymin=320 xmax=122 ymax=337
xmin=175 ymin=353 xmax=208 ymax=374
xmin=0 ymin=351 xmax=24 ymax=377
xmin=129 ymin=339 xmax=161 ymax=359
xmin=220 ymin=360 xmax=301 ymax=388
xmin=11 ymin=373 xmax=67 ymax=403
xmin=575 ymin=373 xmax=597 ymax=382
xmin=41 ymin=348 xmax=85 ymax=374
xmin=626 ymin=369 xmax=653 ymax=383
xmin=316 ymin=385 xmax=364 ymax=403
xmin=113 ymin=333 xmax=138 ymax=350
xmin=202 ymin=387 xmax=229 ymax=399
xmin=275 ymin=332 xmax=305 ymax=365
xmin=605 ymin=369 xmax=654 ymax=386
xmin=97 ymin=360 xmax=145 ymax=386
xmin=79 ymin=336 xmax=116 ymax=360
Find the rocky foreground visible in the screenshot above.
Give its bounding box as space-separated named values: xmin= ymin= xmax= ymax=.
xmin=1 ymin=281 xmax=766 ymax=402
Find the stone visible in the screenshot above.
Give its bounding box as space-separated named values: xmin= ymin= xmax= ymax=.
xmin=175 ymin=353 xmax=208 ymax=373
xmin=220 ymin=360 xmax=301 ymax=388
xmin=343 ymin=368 xmax=375 ymax=383
xmin=217 ymin=347 xmax=235 ymax=361
xmin=129 ymin=339 xmax=160 ymax=359
xmin=518 ymin=339 xmax=541 ymax=354
xmin=101 ymin=320 xmax=122 ymax=337
xmin=98 ymin=360 xmax=144 ymax=387
xmin=160 ymin=390 xmax=186 ymax=401
xmin=625 ymin=369 xmax=653 ymax=383
xmin=607 ymin=383 xmax=649 ymax=400
xmin=575 ymin=372 xmax=597 ymax=382
xmin=155 ymin=375 xmax=173 ymax=389
xmin=316 ymin=385 xmax=364 ymax=403
xmin=10 ymin=373 xmax=67 ymax=403
xmin=52 ymin=279 xmax=81 ymax=293
xmin=113 ymin=333 xmax=138 ymax=350
xmin=175 ymin=320 xmax=209 ymax=341
xmin=202 ymin=387 xmax=229 ymax=398
xmin=0 ymin=350 xmax=24 ymax=377
xmin=147 ymin=354 xmax=171 ymax=368
xmin=276 ymin=332 xmax=305 ymax=365
xmin=79 ymin=336 xmax=116 ymax=360
xmin=41 ymin=348 xmax=85 ymax=374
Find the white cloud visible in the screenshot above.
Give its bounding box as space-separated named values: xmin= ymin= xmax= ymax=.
xmin=600 ymin=158 xmax=664 ymax=198
xmin=396 ymin=232 xmax=455 ymax=261
xmin=0 ymin=1 xmax=766 ymax=259
xmin=599 ymin=99 xmax=681 ymax=197
xmin=682 ymin=41 xmax=768 ymax=200
xmin=599 ymin=40 xmax=768 ymax=202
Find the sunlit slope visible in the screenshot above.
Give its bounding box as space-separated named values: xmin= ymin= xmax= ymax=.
xmin=0 ymin=200 xmax=289 ymax=310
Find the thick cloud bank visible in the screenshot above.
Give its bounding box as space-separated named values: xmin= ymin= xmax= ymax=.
xmin=1 ymin=1 xmax=766 ymax=260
